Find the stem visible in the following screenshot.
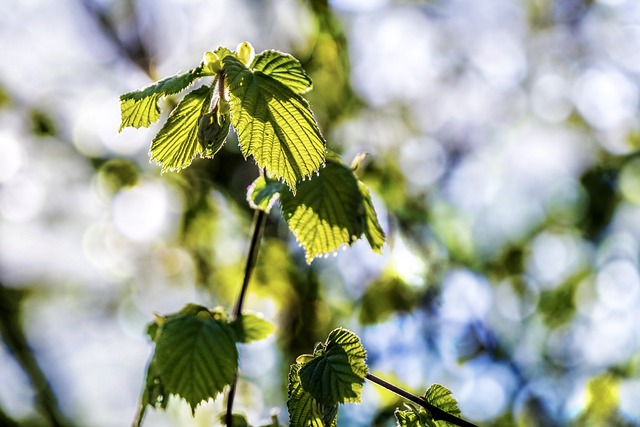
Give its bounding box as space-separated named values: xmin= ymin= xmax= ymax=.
xmin=0 ymin=284 xmax=74 ymax=427
xmin=365 ymin=373 xmax=478 ymax=427
xmin=225 ymin=208 xmax=268 ymax=426
xmin=217 ymin=72 xmax=227 ymax=103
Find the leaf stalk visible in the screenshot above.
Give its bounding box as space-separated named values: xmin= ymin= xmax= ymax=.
xmin=225 ymin=207 xmax=268 ymax=426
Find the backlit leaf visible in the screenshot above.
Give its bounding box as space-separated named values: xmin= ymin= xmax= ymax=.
xmin=358 ymin=181 xmax=386 ymax=253
xmin=279 ymin=158 xmax=386 ymax=263
xmin=287 ymin=364 xmax=338 ymax=427
xmin=251 ymin=50 xmax=313 ymax=94
xmin=247 ymin=176 xmax=285 ymax=213
xmin=298 ymin=328 xmax=367 ymax=405
xmin=223 ymin=55 xmax=326 ymax=191
xmin=151 ymin=309 xmax=238 ymax=413
xmin=230 ymin=312 xmax=275 ymax=343
xmin=424 ymin=384 xmax=461 ymax=427
xmin=119 ymin=67 xmax=203 ymax=130
xmin=150 ymin=85 xmax=214 ymax=172
xmin=394 ymin=404 xmax=435 ymax=427
xmin=394 ymin=385 xmax=461 ymax=427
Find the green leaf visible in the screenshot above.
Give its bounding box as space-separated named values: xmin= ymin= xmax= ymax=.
xmin=197 ymin=100 xmax=231 ymax=156
xmin=394 ymin=404 xmax=435 ymax=427
xmin=145 ymin=303 xmax=213 ymax=343
xmin=251 ymin=50 xmax=313 ymax=94
xmin=218 ymin=413 xmax=250 ymax=427
xmin=247 ymin=176 xmax=286 ymax=213
xmin=151 ymin=310 xmax=238 ymax=413
xmin=424 ymin=385 xmax=461 ymax=427
xmin=298 ymin=328 xmax=368 ymax=405
xmin=287 ymin=364 xmax=338 ymax=427
xmin=358 ymin=181 xmax=386 ymax=253
xmin=141 ymin=356 xmax=169 ymax=411
xmin=230 ymin=312 xmax=275 ymax=343
xmin=395 ymin=385 xmax=462 ymax=427
xmin=223 ymin=55 xmax=326 ymax=191
xmin=279 ymin=158 xmax=386 ymax=263
xmin=149 ymin=85 xmax=215 ymax=172
xmin=119 ymin=67 xmax=202 ymax=130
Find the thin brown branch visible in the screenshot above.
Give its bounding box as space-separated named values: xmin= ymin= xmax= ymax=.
xmin=365 ymin=373 xmax=479 ymax=427
xmin=225 ymin=208 xmax=268 ymax=426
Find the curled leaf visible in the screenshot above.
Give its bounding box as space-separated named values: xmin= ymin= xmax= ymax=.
xmin=197 ymin=101 xmax=230 ymax=157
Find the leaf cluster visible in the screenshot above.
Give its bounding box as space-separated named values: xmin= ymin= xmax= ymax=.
xmin=119 ymin=43 xmax=324 ymax=192
xmin=394 ymin=385 xmax=463 ymax=427
xmin=286 ymin=329 xmax=468 ymax=427
xmin=119 ymin=42 xmax=385 ymax=263
xmin=287 ymin=328 xmax=367 ymax=426
xmin=120 ymin=42 xmax=470 ymax=427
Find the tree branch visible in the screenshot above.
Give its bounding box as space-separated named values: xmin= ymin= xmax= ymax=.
xmin=0 ymin=284 xmax=74 ymax=427
xmin=225 ymin=208 xmax=268 ymax=426
xmin=365 ymin=373 xmax=478 ymax=427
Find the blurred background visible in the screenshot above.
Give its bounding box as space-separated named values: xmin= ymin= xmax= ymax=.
xmin=1 ymin=0 xmax=640 ymax=425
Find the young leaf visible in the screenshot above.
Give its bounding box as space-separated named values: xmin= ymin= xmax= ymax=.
xmin=279 ymin=157 xmax=386 ymax=263
xmin=247 ymin=176 xmax=286 ymax=213
xmin=197 ymin=101 xmax=231 ymax=156
xmin=151 ymin=311 xmax=238 ymax=413
xmin=423 ymin=385 xmax=461 ymax=427
xmin=218 ymin=413 xmax=250 ymax=427
xmin=287 ymin=364 xmax=338 ymax=427
xmin=394 ymin=385 xmax=463 ymax=427
xmin=223 ymin=55 xmax=326 ymax=191
xmin=251 ymin=50 xmax=313 ymax=94
xmin=236 ymin=42 xmax=256 ymax=66
xmin=395 ymin=404 xmax=435 ymax=427
xmin=119 ymin=67 xmax=203 ymax=130
xmin=149 ymin=85 xmax=215 ymax=172
xmin=358 ymin=181 xmax=386 ymax=253
xmin=230 ymin=312 xmax=275 ymax=343
xmin=298 ymin=328 xmax=368 ymax=405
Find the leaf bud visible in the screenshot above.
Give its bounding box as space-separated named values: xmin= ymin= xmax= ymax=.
xmin=203 ymin=51 xmax=222 ymax=74
xmin=236 ymin=41 xmax=255 ymax=66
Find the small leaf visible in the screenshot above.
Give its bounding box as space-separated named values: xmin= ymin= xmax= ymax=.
xmin=298 ymin=328 xmax=368 ymax=405
xmin=287 ymin=364 xmax=338 ymax=427
xmin=279 ymin=158 xmax=386 ymax=263
xmin=350 ymin=152 xmax=368 ymax=171
xmin=119 ymin=67 xmax=202 ymax=130
xmin=202 ymin=51 xmax=222 ymax=75
xmin=251 ymin=50 xmax=313 ymax=94
xmin=230 ymin=312 xmax=275 ymax=343
xmin=394 ymin=404 xmax=435 ymax=427
xmin=223 ymin=55 xmax=326 ymax=191
xmin=236 ymin=41 xmax=256 ymax=66
xmin=150 ymin=85 xmax=214 ymax=172
xmin=247 ymin=176 xmax=286 ymax=213
xmin=218 ymin=413 xmax=250 ymax=427
xmin=151 ymin=311 xmax=238 ymax=413
xmin=197 ymin=101 xmax=231 ymax=156
xmin=358 ymin=181 xmax=385 ymax=253
xmin=423 ymin=385 xmax=461 ymax=427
